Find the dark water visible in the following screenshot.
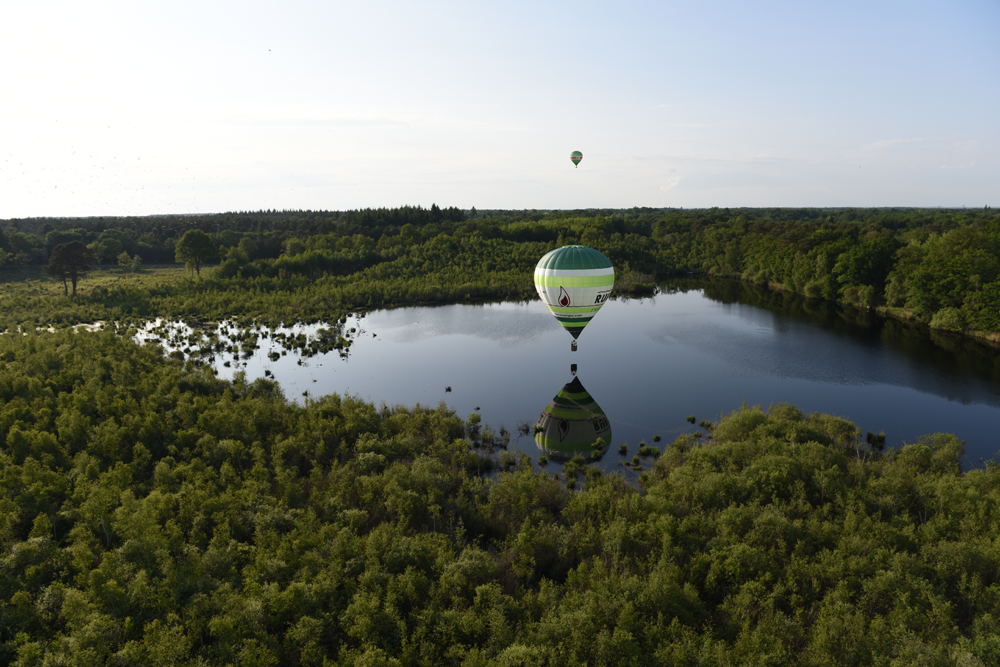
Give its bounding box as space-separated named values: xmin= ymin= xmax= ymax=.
xmin=194 ymin=279 xmax=1000 ymax=473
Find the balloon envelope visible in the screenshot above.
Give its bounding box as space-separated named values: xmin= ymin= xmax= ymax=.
xmin=570 ymin=151 xmax=583 ymax=167
xmin=535 ymin=376 xmax=612 ymax=459
xmin=534 ymin=245 xmax=614 ymax=340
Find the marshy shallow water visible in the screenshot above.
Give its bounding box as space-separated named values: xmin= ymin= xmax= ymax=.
xmin=139 ymin=278 xmax=1000 ymax=474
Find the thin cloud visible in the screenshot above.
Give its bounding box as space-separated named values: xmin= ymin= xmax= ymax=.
xmin=223 ymin=114 xmax=524 ymax=133
xmin=861 ymin=138 xmax=923 ymax=151
xmin=632 ymin=152 xmax=839 ymax=168
xmin=659 ymin=176 xmax=681 ymax=192
xmin=951 ymin=137 xmax=985 ymax=151
xmin=227 ymin=116 xmax=409 ymax=128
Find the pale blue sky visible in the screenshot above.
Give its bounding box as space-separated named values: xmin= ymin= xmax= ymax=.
xmin=1 ymin=0 xmax=997 ymax=217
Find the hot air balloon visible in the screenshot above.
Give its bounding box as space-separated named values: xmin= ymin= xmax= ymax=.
xmin=534 ymin=245 xmax=614 ymax=346
xmin=535 ymin=375 xmax=612 ymax=460
xmin=570 ymin=151 xmax=583 ymax=168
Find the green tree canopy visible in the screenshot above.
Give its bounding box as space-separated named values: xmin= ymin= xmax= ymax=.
xmin=88 ymin=237 xmax=122 ymax=263
xmin=833 ymin=236 xmax=900 ymax=296
xmin=175 ymin=229 xmax=217 ymax=276
xmin=1 ymin=329 xmax=998 ymax=666
xmin=117 ymin=250 xmax=132 ymax=269
xmin=45 ymin=240 xmax=95 ymax=296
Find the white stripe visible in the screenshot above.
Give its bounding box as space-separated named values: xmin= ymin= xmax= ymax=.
xmin=534 ymin=267 xmax=615 ymax=278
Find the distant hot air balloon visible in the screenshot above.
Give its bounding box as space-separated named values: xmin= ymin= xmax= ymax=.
xmin=535 ymin=375 xmax=612 ymax=460
xmin=534 ymin=245 xmax=614 ymax=345
xmin=570 ymin=151 xmax=583 ymax=168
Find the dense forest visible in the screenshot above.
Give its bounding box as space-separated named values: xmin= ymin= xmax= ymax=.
xmin=2 ymin=205 xmax=999 ymax=341
xmin=2 ymin=206 xmax=1000 ymax=665
xmin=1 ymin=330 xmax=998 ymax=666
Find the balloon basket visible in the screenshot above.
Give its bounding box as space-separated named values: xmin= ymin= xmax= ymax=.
xmin=571 ymin=340 xmax=578 ymax=352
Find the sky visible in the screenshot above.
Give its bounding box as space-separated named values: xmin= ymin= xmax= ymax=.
xmin=1 ymin=0 xmax=997 ymax=218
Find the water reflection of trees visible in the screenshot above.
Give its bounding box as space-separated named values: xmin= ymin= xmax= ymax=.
xmin=679 ymin=276 xmax=1000 ymax=389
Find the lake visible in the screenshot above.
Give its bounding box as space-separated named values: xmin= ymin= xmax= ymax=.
xmin=147 ymin=278 xmax=1000 ymax=473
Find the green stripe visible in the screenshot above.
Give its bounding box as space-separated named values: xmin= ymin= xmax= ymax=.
xmin=545 ymin=409 xmax=598 ymax=420
xmin=534 ymin=274 xmax=614 ymax=288
xmin=554 ymin=392 xmax=593 ymax=402
xmin=555 ymin=316 xmax=594 ymax=324
xmin=549 ymin=402 xmax=597 ymax=412
xmin=535 ymin=436 xmax=594 ymax=450
xmin=551 ymin=396 xmax=590 ymax=407
xmin=536 ymin=246 xmax=613 ymax=271
xmin=546 ymin=305 xmax=603 ymax=315
xmin=544 ymin=409 xmax=592 ymax=420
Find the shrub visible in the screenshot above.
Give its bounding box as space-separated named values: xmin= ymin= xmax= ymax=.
xmin=929 ymin=307 xmax=965 ymax=332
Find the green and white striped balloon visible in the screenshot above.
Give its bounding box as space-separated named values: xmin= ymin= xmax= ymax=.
xmin=534 ymin=245 xmax=615 ymax=340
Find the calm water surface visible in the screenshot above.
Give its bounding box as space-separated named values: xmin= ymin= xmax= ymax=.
xmin=200 ymin=279 xmax=1000 ymax=472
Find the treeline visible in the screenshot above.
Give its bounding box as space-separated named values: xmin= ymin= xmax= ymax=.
xmin=647 ymin=207 xmax=1000 ymax=338
xmin=2 ymin=205 xmax=969 ymax=268
xmin=0 ymin=205 xmax=466 ymax=266
xmin=1 ymin=331 xmax=998 ymax=665
xmin=3 ymin=206 xmax=1000 ymax=341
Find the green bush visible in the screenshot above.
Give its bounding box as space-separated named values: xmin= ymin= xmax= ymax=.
xmin=929 ymin=307 xmax=965 ymax=331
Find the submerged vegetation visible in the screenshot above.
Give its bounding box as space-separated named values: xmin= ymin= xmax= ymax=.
xmin=1 ymin=331 xmax=998 ymax=665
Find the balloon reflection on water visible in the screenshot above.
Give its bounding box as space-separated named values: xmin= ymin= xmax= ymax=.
xmin=534 ymin=373 xmax=612 ymax=461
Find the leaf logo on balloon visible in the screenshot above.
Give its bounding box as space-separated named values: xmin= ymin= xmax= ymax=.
xmin=558 ymin=419 xmax=570 ymax=441
xmin=559 ymin=286 xmax=570 ymax=307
